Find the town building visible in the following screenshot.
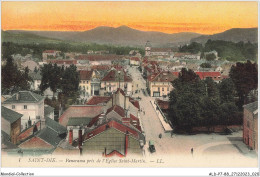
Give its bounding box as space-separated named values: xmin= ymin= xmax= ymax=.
xmin=2 ymin=91 xmax=45 ymax=130
xmin=29 ymin=71 xmax=42 ymax=91
xmin=42 ymin=50 xmax=61 ymax=60
xmin=18 ymin=117 xmax=67 ymax=156
xmin=147 ymin=71 xmax=177 ymax=97
xmin=130 ymin=57 xmax=141 ymax=66
xmin=1 ymin=106 xmax=22 ymax=144
xmin=81 ymin=118 xmax=144 ymax=157
xmin=100 ymin=68 xmax=133 ymax=95
xmin=145 ymin=41 xmax=173 ymax=56
xmin=243 ymin=101 xmax=258 ymax=152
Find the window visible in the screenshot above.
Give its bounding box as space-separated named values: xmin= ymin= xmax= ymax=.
xmin=162 ymin=88 xmax=164 ymax=91
xmin=87 ymin=87 xmax=89 ymax=90
xmin=24 ymin=105 xmax=27 ymax=109
xmin=12 ymin=105 xmax=15 ymax=109
xmin=87 ymin=81 xmax=89 ymax=84
xmin=167 ymin=87 xmax=169 ymax=91
xmin=83 ymin=81 xmax=85 ymax=84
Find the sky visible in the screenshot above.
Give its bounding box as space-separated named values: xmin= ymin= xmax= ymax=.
xmin=1 ymin=1 xmax=258 ymax=34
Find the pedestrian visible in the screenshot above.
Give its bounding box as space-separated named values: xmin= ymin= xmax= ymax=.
xmin=159 ymin=133 xmax=162 ymax=139
xmin=171 ymin=130 xmax=174 ymax=137
xmin=191 ymin=148 xmax=194 ymax=156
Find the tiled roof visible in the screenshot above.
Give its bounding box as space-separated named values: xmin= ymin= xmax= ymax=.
xmin=244 ymin=101 xmax=258 ymax=114
xmin=130 ymin=57 xmax=140 ymax=61
xmin=83 ymin=119 xmax=140 ymax=141
xmin=75 ymin=54 xmax=122 ymax=61
xmin=79 ymin=70 xmax=93 ymax=80
xmin=85 ymin=96 xmax=111 ymax=105
xmin=47 ymin=59 xmax=77 ymax=65
xmin=129 ymin=98 xmax=140 ymax=110
xmin=3 ymin=91 xmax=44 ymax=104
xmin=37 ymin=127 xmax=64 ymax=147
xmin=44 ymin=105 xmax=54 ymax=116
xmin=106 ymin=105 xmax=125 ymax=118
xmin=45 ymin=117 xmax=67 ymax=134
xmin=149 ymin=71 xmax=177 ymax=82
xmin=195 ymin=71 xmax=221 ymax=80
xmin=101 ymin=69 xmax=132 ymax=82
xmin=59 ymin=105 xmax=103 ymax=127
xmin=1 ymin=106 xmax=23 ymax=124
xmin=67 ymin=117 xmax=93 ymax=126
xmin=91 ymin=65 xmax=111 ymax=70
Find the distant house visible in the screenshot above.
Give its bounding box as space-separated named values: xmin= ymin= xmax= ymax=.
xmin=147 ymin=71 xmax=177 ymax=97
xmin=130 ymin=57 xmax=141 ymax=66
xmin=100 ymin=68 xmax=133 ymax=95
xmin=173 ymin=52 xmax=200 ymax=60
xmin=243 ymin=101 xmax=258 ymax=152
xmin=1 ymin=106 xmax=22 ymax=144
xmin=29 ymin=71 xmax=42 ymax=91
xmin=195 ymin=71 xmax=224 ymax=83
xmin=204 ymin=50 xmax=218 ymax=59
xmin=2 ymin=91 xmax=45 ymax=131
xmin=21 ymin=60 xmax=39 ymax=71
xmin=42 ymin=50 xmax=61 ymax=60
xmin=145 ymin=41 xmax=173 ymax=56
xmin=44 ymin=105 xmax=55 ymax=120
xmin=79 ymin=70 xmax=93 ymax=97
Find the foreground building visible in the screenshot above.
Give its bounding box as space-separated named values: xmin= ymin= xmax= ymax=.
xmin=147 ymin=71 xmax=177 ymax=97
xmin=243 ymin=101 xmax=258 ymax=152
xmin=2 ymin=91 xmax=45 ymax=130
xmin=100 ymin=68 xmax=133 ymax=95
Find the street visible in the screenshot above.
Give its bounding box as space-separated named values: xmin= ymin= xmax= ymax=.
xmin=127 ymin=66 xmax=257 ymax=166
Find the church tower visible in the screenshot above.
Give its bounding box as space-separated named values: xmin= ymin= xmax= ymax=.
xmin=145 ymin=41 xmax=151 ymax=56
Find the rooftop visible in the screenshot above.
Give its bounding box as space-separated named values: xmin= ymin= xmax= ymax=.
xmin=79 ymin=70 xmax=93 ymax=80
xmin=59 ymin=105 xmax=103 ymax=127
xmin=86 ymin=96 xmax=111 ymax=105
xmin=67 ymin=117 xmax=93 ymax=126
xmin=44 ymin=105 xmax=54 ymax=116
xmin=3 ymin=91 xmax=44 ymax=104
xmin=244 ymin=101 xmax=258 ymax=115
xmin=101 ymin=69 xmax=132 ymax=82
xmin=1 ymin=106 xmax=23 ymax=124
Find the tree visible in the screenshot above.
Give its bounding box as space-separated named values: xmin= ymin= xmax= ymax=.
xmin=200 ymin=63 xmax=211 ymax=68
xmin=206 ymin=53 xmax=216 ymax=61
xmin=1 ymin=56 xmax=31 ymax=93
xmin=218 ymin=78 xmax=236 ymax=103
xmin=229 ymin=60 xmax=258 ymax=109
xmin=179 ymin=42 xmax=203 ymax=54
xmin=2 ymin=56 xmax=18 ymax=90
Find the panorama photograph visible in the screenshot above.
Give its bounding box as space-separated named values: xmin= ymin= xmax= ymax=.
xmin=0 ymin=1 xmax=258 ymax=170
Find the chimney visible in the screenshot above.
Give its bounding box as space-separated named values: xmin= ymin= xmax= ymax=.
xmin=40 ymin=119 xmax=46 ymax=130
xmin=98 ymin=114 xmax=105 ymax=125
xmin=125 ymin=131 xmax=129 ymax=157
xmin=78 ymin=127 xmax=83 ymax=149
xmin=69 ymin=128 xmax=73 ymax=145
xmin=28 ymin=117 xmax=32 ymax=127
xmin=124 ymin=95 xmax=126 ymax=110
xmin=16 ymin=93 xmax=19 ymax=101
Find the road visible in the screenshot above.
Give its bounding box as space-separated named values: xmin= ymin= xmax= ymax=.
xmin=127 ymin=66 xmax=257 ymax=165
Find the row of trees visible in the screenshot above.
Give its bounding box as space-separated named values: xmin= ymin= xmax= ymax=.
xmin=178 ymin=40 xmax=257 ymax=62
xmin=1 ymin=57 xmax=31 ymax=94
xmin=40 ymin=63 xmax=80 ymax=109
xmin=2 ymin=42 xmax=145 ymax=60
xmin=169 ymin=61 xmax=257 ymax=132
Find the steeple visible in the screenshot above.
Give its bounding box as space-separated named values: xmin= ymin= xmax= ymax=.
xmin=145 ymin=41 xmax=151 ymax=56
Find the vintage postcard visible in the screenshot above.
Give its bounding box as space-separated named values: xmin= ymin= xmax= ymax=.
xmin=1 ymin=1 xmax=259 ymax=176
